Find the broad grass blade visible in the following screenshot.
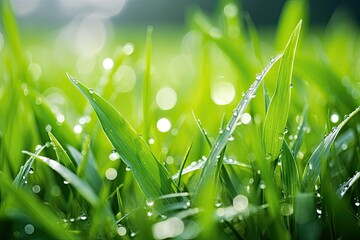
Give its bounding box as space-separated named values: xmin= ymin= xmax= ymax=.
xmin=302 ymin=106 xmax=360 ymax=192
xmin=264 ymin=21 xmax=302 ymax=161
xmin=22 ymin=151 xmax=99 ymax=206
xmin=67 ymin=74 xmax=178 ymax=204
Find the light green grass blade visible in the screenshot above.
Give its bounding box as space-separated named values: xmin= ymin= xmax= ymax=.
xmin=22 ymin=151 xmax=99 ymax=206
xmin=48 ymin=132 xmax=76 ymax=172
xmin=264 ymin=21 xmax=302 ymax=161
xmin=142 ymin=26 xmax=153 ymax=141
xmin=280 ymin=141 xmax=300 ymax=199
xmin=0 ymin=172 xmax=77 ymax=240
xmin=292 ymin=106 xmax=308 ymax=158
xmin=67 ymin=74 xmax=178 ymax=204
xmin=194 ymin=53 xmax=283 ymax=203
xmin=302 ymin=106 xmax=360 ymax=192
xmin=336 ymin=171 xmax=360 ymax=198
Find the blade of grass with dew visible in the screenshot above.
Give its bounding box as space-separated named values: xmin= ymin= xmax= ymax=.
xmin=264 ymin=21 xmax=302 ymax=161
xmin=292 ymin=105 xmax=308 ymax=158
xmin=13 ymin=144 xmax=48 ymax=187
xmin=67 ymin=74 xmax=178 ymax=205
xmin=142 ymin=26 xmax=153 ymax=141
xmin=275 ymin=0 xmax=307 ymax=51
xmin=0 ymin=172 xmax=77 ymax=240
xmin=302 ymin=106 xmax=360 ymax=192
xmin=193 ymin=112 xmax=212 ymax=148
xmin=336 ymin=171 xmax=360 ymax=198
xmin=48 ymin=132 xmax=76 ymax=172
xmin=280 ymin=141 xmax=300 ymax=200
xmin=193 ymin=53 xmax=283 ymax=204
xmin=177 ymin=139 xmax=194 ymax=189
xmin=22 ymin=151 xmax=99 ymax=206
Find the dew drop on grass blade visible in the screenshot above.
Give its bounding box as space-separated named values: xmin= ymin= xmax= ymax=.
xmin=193 ymin=52 xmax=283 ymax=204
xmin=302 ymin=106 xmax=360 ymax=192
xmin=67 ymin=73 xmax=179 ymax=206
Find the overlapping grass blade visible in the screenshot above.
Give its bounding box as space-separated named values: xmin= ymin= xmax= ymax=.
xmin=67 ymin=74 xmax=178 ymax=204
xmin=194 ymin=53 xmax=283 ymax=203
xmin=22 ymin=151 xmax=99 ymax=206
xmin=336 ymin=171 xmax=360 ymax=198
xmin=264 ymin=21 xmax=302 ymax=161
xmin=48 ymin=132 xmax=76 ymax=172
xmin=292 ymin=106 xmax=308 ymax=158
xmin=0 ymin=172 xmax=77 ymax=240
xmin=302 ymin=106 xmax=360 ymax=192
xmin=280 ymin=141 xmax=300 ymax=199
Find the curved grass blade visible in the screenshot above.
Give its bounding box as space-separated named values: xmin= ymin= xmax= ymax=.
xmin=336 ymin=171 xmax=360 ymax=198
xmin=280 ymin=141 xmax=300 ymax=199
xmin=67 ymin=74 xmax=178 ymax=204
xmin=193 ymin=53 xmax=283 ymax=203
xmin=14 ymin=144 xmax=48 ymax=187
xmin=22 ymin=151 xmax=99 ymax=206
xmin=292 ymin=105 xmax=308 ymax=158
xmin=48 ymin=132 xmax=76 ymax=172
xmin=302 ymin=106 xmax=360 ymax=192
xmin=264 ymin=21 xmax=302 ymax=161
xmin=0 ymin=173 xmax=78 ymax=240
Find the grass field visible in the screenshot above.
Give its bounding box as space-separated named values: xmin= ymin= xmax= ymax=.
xmin=0 ymin=0 xmax=360 ymax=239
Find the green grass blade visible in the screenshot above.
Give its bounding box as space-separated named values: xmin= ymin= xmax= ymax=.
xmin=13 ymin=144 xmax=47 ymax=187
xmin=67 ymin=74 xmax=178 ymax=204
xmin=292 ymin=105 xmax=308 ymax=158
xmin=264 ymin=21 xmax=302 ymax=161
xmin=0 ymin=172 xmax=77 ymax=240
xmin=336 ymin=171 xmax=360 ymax=198
xmin=142 ymin=26 xmax=153 ymax=141
xmin=22 ymin=151 xmax=99 ymax=206
xmin=280 ymin=141 xmax=300 ymax=199
xmin=302 ymin=106 xmax=360 ymax=192
xmin=48 ymin=132 xmax=76 ymax=172
xmin=194 ymin=53 xmax=283 ymax=203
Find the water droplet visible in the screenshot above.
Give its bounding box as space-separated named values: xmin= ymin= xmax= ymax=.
xmin=241 ymin=92 xmax=245 ymax=97
xmin=29 ymin=168 xmax=34 ymax=174
xmin=228 ymin=135 xmax=235 ymax=141
xmin=280 ymin=203 xmax=294 ymax=216
xmin=89 ymin=88 xmax=94 ymax=94
xmin=290 ymin=83 xmax=294 ymax=88
xmin=218 ymin=128 xmax=224 ymax=134
xmin=215 ymin=199 xmax=223 ymax=207
xmin=354 ymin=198 xmax=360 ymax=207
xmin=265 ymin=153 xmax=272 ymax=160
xmin=232 ymin=109 xmax=238 ymax=116
xmin=126 ymin=166 xmax=131 ymax=171
xmin=147 ymin=211 xmax=153 ymax=217
xmin=146 ymin=199 xmax=155 ymax=207
xmin=63 ymin=180 xmax=69 ymax=185
xmin=284 ymin=127 xmax=288 ymax=134
xmin=32 ymin=185 xmax=41 ymax=193
xmin=45 ymin=124 xmax=52 ymax=132
xmin=24 ymin=224 xmax=34 ymax=234
xmin=270 ymin=57 xmax=275 ymax=63
xmin=309 ymin=163 xmax=313 ymax=170
xmin=35 ymin=97 xmax=43 ymax=105
xmin=148 ymin=138 xmax=155 ymax=145
xmin=278 ymin=133 xmax=284 ymax=140
xmin=226 ymin=126 xmax=231 ymax=131
xmin=70 ymin=218 xmax=75 ymax=222
xmin=255 ymin=74 xmax=262 ymax=81
xmin=259 ymin=180 xmax=266 ymax=189
xmin=109 ymin=150 xmax=120 ymax=161
xmin=331 ymin=127 xmax=337 ymax=133
xmin=80 ymin=215 xmax=87 ymax=220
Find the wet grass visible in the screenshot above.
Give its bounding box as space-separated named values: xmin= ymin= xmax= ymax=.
xmin=0 ymin=0 xmax=360 ymax=239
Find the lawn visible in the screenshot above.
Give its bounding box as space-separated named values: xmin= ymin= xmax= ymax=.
xmin=0 ymin=0 xmax=359 ymax=239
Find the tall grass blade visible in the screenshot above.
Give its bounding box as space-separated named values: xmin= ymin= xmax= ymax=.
xmin=22 ymin=151 xmax=99 ymax=206
xmin=194 ymin=53 xmax=283 ymax=203
xmin=264 ymin=21 xmax=302 ymax=161
xmin=280 ymin=141 xmax=300 ymax=199
xmin=336 ymin=171 xmax=360 ymax=198
xmin=48 ymin=132 xmax=76 ymax=172
xmin=67 ymin=74 xmax=178 ymax=204
xmin=302 ymin=106 xmax=360 ymax=191
xmin=292 ymin=106 xmax=308 ymax=158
